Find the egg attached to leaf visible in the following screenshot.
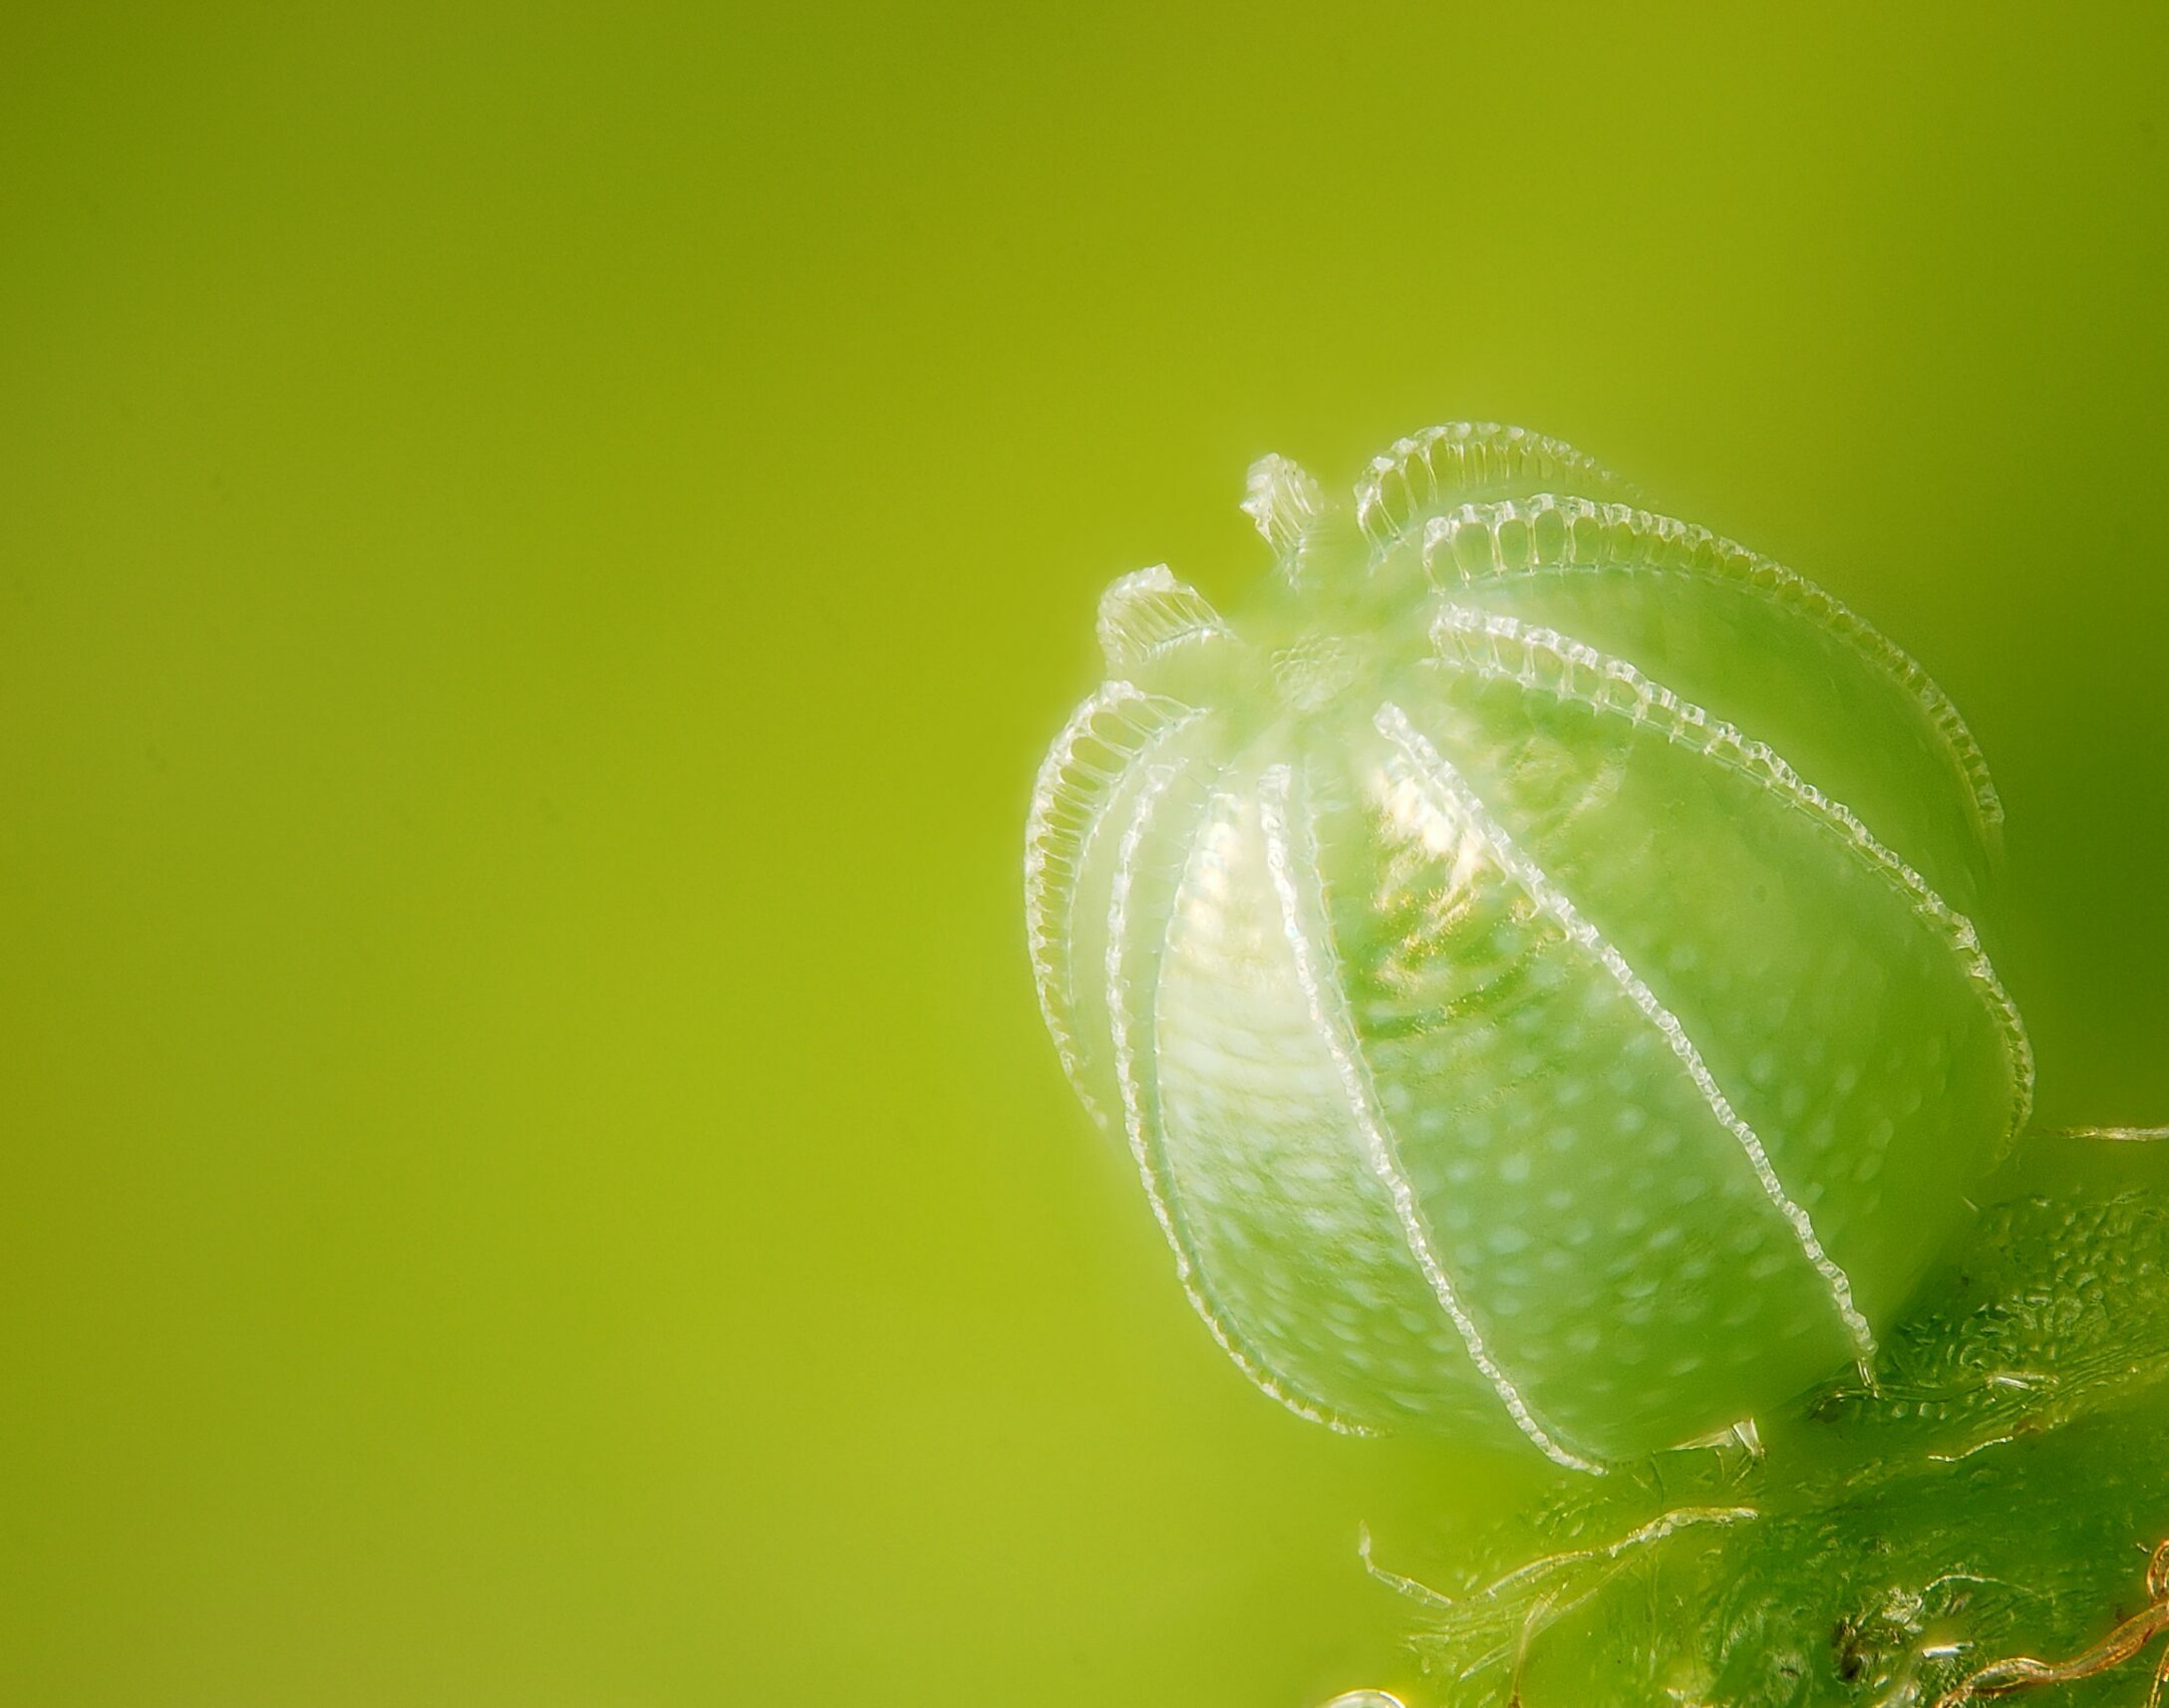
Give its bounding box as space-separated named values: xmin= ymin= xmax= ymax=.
xmin=1025 ymin=424 xmax=2031 ymax=1469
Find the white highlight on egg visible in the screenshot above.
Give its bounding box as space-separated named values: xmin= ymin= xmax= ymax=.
xmin=1257 ymin=763 xmax=1606 ymax=1474
xmin=1104 ymin=760 xmax=1373 ymax=1435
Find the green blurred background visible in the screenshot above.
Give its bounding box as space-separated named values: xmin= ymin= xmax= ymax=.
xmin=4 ymin=6 xmax=2167 ymax=1704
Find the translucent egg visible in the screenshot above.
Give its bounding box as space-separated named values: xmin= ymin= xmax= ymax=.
xmin=1025 ymin=424 xmax=2032 ymax=1468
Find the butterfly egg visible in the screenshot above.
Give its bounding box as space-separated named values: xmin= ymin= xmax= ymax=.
xmin=1025 ymin=424 xmax=2032 ymax=1468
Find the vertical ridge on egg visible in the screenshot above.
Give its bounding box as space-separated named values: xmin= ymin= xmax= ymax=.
xmin=1105 ymin=756 xmax=1377 ymax=1436
xmin=1024 ymin=681 xmax=1204 ymax=1130
xmin=1404 ymin=608 xmax=2031 ymax=1332
xmin=1145 ymin=760 xmax=1487 ymax=1439
xmin=1258 ymin=761 xmax=1606 ymax=1470
xmin=1418 ymin=606 xmax=2030 ymax=1151
xmin=1365 ymin=704 xmax=1874 ymax=1448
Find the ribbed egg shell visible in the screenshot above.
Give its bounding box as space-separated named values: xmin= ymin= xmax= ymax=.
xmin=1025 ymin=425 xmax=2031 ymax=1469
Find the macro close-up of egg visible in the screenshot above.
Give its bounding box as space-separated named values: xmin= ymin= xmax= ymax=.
xmin=1028 ymin=425 xmax=2031 ymax=1469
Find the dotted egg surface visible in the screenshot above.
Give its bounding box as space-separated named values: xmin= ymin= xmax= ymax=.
xmin=1026 ymin=426 xmax=2031 ymax=1466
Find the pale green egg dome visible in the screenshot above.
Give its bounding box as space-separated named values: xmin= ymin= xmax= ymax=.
xmin=1025 ymin=424 xmax=2031 ymax=1468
